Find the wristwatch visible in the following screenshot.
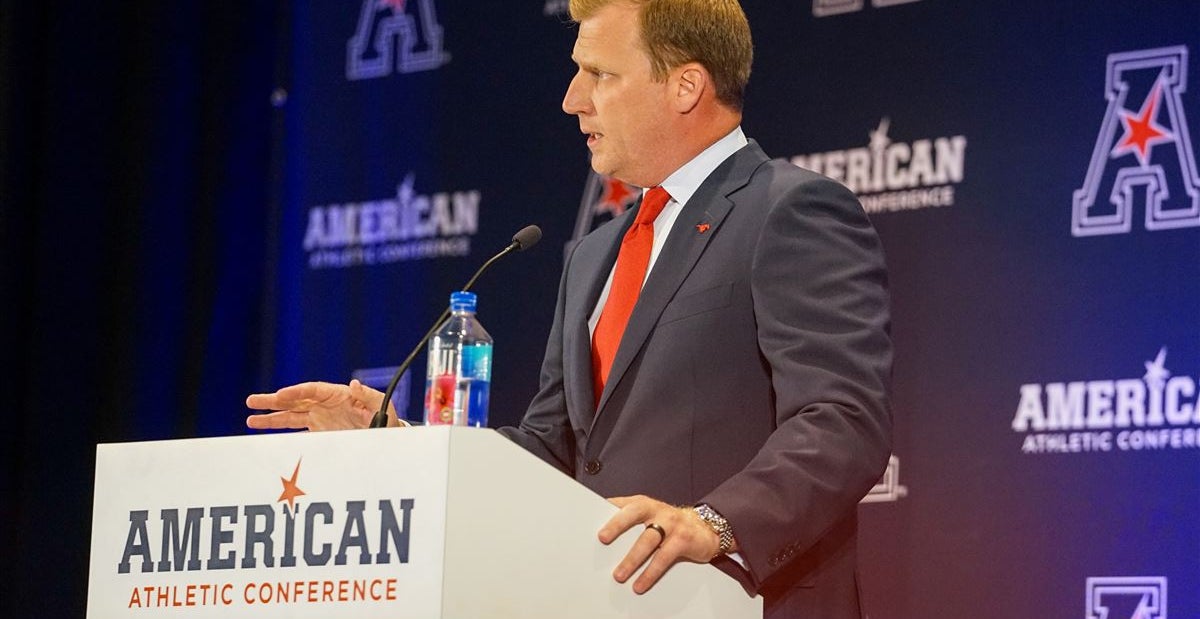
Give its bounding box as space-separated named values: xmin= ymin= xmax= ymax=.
xmin=692 ymin=503 xmax=735 ymax=556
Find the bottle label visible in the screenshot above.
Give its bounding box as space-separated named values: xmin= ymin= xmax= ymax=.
xmin=425 ymin=374 xmax=458 ymax=425
xmin=423 ymin=343 xmax=491 ymax=426
xmin=460 ymin=344 xmax=492 ymax=381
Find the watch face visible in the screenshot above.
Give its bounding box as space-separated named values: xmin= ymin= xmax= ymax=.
xmin=698 ymin=504 xmax=723 ymax=526
xmin=694 ymin=505 xmax=733 ymax=554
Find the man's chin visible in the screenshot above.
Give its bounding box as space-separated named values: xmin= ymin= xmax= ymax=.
xmin=589 ymin=158 xmax=614 ymax=178
xmin=588 ymin=157 xmax=645 ymax=187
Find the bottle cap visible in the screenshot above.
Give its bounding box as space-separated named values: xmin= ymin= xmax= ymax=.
xmin=449 ymin=291 xmax=477 ymax=312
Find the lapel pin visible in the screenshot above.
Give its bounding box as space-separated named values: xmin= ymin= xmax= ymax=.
xmin=695 ymin=223 xmax=711 ymax=234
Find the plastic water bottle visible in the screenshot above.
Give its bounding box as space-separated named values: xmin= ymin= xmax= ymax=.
xmin=423 ymin=291 xmax=493 ymax=427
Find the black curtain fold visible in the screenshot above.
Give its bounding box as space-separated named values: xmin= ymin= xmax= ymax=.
xmin=0 ymin=2 xmax=281 ymax=614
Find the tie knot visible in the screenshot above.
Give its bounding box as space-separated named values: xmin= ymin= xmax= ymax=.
xmin=634 ymin=186 xmax=671 ymax=226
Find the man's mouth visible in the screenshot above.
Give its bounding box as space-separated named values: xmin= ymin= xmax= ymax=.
xmin=585 ymin=132 xmax=602 ymax=147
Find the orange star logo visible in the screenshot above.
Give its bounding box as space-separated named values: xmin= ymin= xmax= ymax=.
xmin=1111 ymin=81 xmax=1173 ymax=168
xmin=278 ymin=458 xmax=306 ymax=511
xmin=594 ymin=177 xmax=639 ymax=217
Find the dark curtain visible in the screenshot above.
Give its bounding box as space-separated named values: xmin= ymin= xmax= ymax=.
xmin=0 ymin=1 xmax=281 ymax=614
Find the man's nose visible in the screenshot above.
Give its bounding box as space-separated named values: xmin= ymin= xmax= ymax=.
xmin=562 ymin=72 xmax=591 ymax=115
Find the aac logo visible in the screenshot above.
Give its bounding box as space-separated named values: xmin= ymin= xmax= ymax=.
xmin=347 ymin=0 xmax=451 ymax=81
xmin=859 ymin=455 xmax=907 ymax=504
xmin=570 ymin=171 xmax=642 ymax=251
xmin=1073 ymin=46 xmax=1200 ymax=236
xmin=813 ymin=0 xmax=920 ymax=18
xmin=1086 ymin=577 xmax=1167 ymax=619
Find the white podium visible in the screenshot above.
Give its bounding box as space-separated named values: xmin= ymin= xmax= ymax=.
xmin=87 ymin=426 xmax=761 ymax=618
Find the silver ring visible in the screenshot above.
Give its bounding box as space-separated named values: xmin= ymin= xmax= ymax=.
xmin=645 ymin=522 xmax=666 ymax=541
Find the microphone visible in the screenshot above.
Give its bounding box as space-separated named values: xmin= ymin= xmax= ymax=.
xmin=368 ymin=225 xmax=542 ymax=428
xmin=510 ymin=224 xmax=543 ymax=252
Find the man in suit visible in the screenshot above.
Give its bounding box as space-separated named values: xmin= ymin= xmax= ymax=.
xmin=247 ymin=1 xmax=892 ymax=616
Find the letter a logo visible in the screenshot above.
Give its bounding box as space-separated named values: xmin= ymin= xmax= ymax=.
xmin=346 ymin=0 xmax=451 ymax=81
xmin=1073 ymin=46 xmax=1200 ymax=236
xmin=1086 ymin=576 xmax=1168 ymax=619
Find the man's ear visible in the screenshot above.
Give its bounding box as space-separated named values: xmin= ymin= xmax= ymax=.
xmin=671 ymin=63 xmax=708 ymax=113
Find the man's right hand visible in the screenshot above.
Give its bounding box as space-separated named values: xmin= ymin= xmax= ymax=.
xmin=245 ymin=380 xmax=398 ymax=431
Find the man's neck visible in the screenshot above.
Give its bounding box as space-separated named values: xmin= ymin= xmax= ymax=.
xmin=645 ymin=112 xmax=741 ymax=187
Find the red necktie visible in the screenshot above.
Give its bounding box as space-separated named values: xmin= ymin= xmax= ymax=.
xmin=592 ymin=186 xmax=671 ymax=401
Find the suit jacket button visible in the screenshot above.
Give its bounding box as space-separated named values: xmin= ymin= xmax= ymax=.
xmin=585 ymin=460 xmax=602 ymax=475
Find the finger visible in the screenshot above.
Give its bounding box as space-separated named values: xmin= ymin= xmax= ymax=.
xmin=345 ymin=387 xmax=388 ymax=427
xmin=272 ymin=381 xmax=333 ymax=405
xmin=607 ymin=496 xmax=636 ymax=508
xmin=246 ymin=383 xmax=324 ymax=411
xmin=349 ymin=398 xmax=374 ymax=417
xmin=633 ymin=540 xmax=680 ymax=594
xmin=349 ymin=379 xmax=388 ymax=412
xmin=599 ymin=496 xmax=654 ymax=544
xmin=613 ymin=525 xmax=667 ymax=584
xmin=245 ymin=411 xmax=310 ymax=430
xmin=246 ymin=393 xmax=283 ymax=411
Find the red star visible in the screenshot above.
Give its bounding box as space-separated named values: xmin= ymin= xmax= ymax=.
xmin=277 ymin=458 xmax=306 ymax=511
xmin=1111 ymin=82 xmax=1173 ymax=167
xmin=594 ymin=177 xmax=639 ymax=217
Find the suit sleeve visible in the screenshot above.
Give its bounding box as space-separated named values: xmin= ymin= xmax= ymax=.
xmin=702 ymin=174 xmax=893 ymax=590
xmin=495 ymin=242 xmax=579 ymax=475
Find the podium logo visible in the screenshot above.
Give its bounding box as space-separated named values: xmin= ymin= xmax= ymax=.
xmin=116 ymin=458 xmax=415 ymax=576
xmin=304 ymin=174 xmax=480 ymax=269
xmin=1086 ymin=577 xmax=1167 ymax=619
xmin=347 ymin=0 xmax=450 ymax=80
xmin=813 ymin=0 xmax=921 ymax=18
xmin=791 ymin=118 xmax=967 ymax=214
xmin=860 ymin=455 xmax=907 ymax=504
xmin=1012 ymin=347 xmax=1200 ymax=455
xmin=1073 ymin=46 xmax=1200 ymax=236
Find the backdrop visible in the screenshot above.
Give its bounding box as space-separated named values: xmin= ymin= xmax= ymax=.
xmin=2 ymin=1 xmax=1197 ymax=617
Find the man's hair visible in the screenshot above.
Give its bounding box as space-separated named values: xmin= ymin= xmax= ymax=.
xmin=569 ymin=0 xmax=753 ymax=110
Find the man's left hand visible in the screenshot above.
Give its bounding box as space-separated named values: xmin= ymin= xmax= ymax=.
xmin=598 ymin=495 xmax=722 ymax=594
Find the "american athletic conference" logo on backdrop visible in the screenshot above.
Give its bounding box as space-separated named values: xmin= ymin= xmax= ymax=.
xmin=791 ymin=118 xmax=967 ymax=214
xmin=1086 ymin=577 xmax=1168 ymax=619
xmin=1012 ymin=347 xmax=1199 ymax=455
xmin=303 ymin=174 xmax=481 ymax=269
xmin=1073 ymin=46 xmax=1200 ymax=236
xmin=347 ymin=0 xmax=451 ymax=80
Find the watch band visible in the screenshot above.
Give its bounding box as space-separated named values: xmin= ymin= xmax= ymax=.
xmin=692 ymin=503 xmax=734 ymax=556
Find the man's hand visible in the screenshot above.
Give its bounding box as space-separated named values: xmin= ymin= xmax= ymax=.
xmin=245 ymin=380 xmax=398 ymax=431
xmin=598 ymin=495 xmax=724 ymax=594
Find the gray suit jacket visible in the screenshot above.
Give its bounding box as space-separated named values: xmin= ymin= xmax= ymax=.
xmin=500 ymin=141 xmax=892 ymax=618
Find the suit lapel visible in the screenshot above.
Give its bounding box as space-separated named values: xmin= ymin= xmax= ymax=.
xmin=593 ymin=142 xmax=770 ymax=419
xmin=562 ymin=199 xmax=636 ymax=433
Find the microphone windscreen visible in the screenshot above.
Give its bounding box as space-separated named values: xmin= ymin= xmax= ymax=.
xmin=512 ymin=225 xmax=542 ymax=251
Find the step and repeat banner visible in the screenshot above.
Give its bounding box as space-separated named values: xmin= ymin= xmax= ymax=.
xmin=267 ymin=1 xmax=1199 ymax=616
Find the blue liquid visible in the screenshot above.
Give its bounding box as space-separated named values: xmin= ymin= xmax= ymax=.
xmin=459 ymin=344 xmax=492 ymax=427
xmin=465 ymin=380 xmax=490 ymax=427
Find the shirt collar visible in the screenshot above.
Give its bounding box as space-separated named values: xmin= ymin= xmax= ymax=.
xmin=651 ymin=126 xmax=748 ymax=207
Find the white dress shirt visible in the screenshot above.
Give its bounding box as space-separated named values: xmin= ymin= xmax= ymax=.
xmin=587 ymin=127 xmax=749 ymax=336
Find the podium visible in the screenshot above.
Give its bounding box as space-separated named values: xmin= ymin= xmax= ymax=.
xmin=87 ymin=426 xmax=762 ymax=618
